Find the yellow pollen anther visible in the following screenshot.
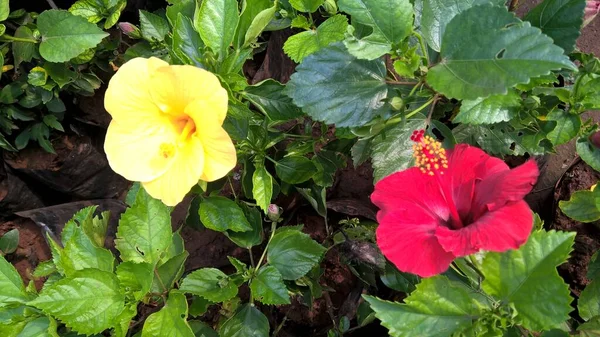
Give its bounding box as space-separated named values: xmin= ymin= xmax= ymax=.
xmin=159 ymin=143 xmax=176 ymax=159
xmin=411 ymin=133 xmax=449 ymax=176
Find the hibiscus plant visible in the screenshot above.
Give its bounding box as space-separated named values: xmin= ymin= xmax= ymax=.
xmin=1 ymin=0 xmax=600 ymax=336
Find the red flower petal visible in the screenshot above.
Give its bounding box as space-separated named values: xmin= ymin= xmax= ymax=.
xmin=473 ymin=160 xmax=539 ymax=213
xmin=371 ymin=167 xmax=449 ymax=222
xmin=435 ymin=200 xmax=533 ymax=256
xmin=376 ymin=209 xmax=456 ymax=277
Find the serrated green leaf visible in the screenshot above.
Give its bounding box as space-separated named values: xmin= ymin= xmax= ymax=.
xmin=180 ymin=268 xmax=238 ymax=302
xmin=16 ymin=316 xmax=52 ymax=337
xmin=312 ymin=150 xmax=346 ymax=187
xmin=578 ymin=77 xmax=600 ymax=110
xmin=219 ymin=304 xmax=269 ymax=337
xmin=547 ymin=109 xmax=581 ymax=146
xmin=525 ymin=0 xmax=586 ymax=53
xmin=225 ymin=204 xmax=264 ymax=248
xmin=42 ymin=115 xmax=63 ymax=132
xmin=142 ymin=291 xmax=195 ymax=337
xmin=12 ymin=26 xmax=36 ymax=67
xmin=283 ymin=14 xmax=348 ymax=63
xmin=195 ymin=0 xmax=239 ymax=59
xmin=29 ymin=269 xmax=125 ymax=335
xmin=151 ymin=251 xmax=188 ymax=293
xmin=250 ymin=266 xmax=290 ymax=305
xmin=166 ymin=0 xmax=195 ymax=26
xmin=267 ymin=229 xmax=326 ymax=280
xmin=116 ymin=261 xmax=153 ymax=301
xmin=364 ymin=276 xmax=484 ymax=337
xmin=69 ymin=0 xmax=105 ymax=23
xmin=113 ymin=303 xmax=136 ymax=337
xmin=578 ymin=316 xmax=600 ymax=336
xmin=199 ymin=196 xmax=253 ymax=233
xmin=339 ymin=0 xmax=413 ymax=60
xmin=427 ymin=5 xmax=576 ymax=100
xmin=275 ymin=156 xmax=318 ymax=184
xmin=559 ymin=186 xmax=600 ymax=222
xmin=234 ymin=0 xmax=272 ymax=48
xmin=243 ymin=80 xmax=304 ymax=121
xmin=37 ymin=10 xmax=108 ymax=62
xmin=0 ymin=229 xmax=19 ymax=255
xmin=115 ymin=187 xmax=172 ymax=264
xmin=105 ymin=0 xmax=126 ymax=28
xmin=420 ymin=0 xmax=504 ymax=52
xmin=61 ymin=220 xmax=115 ymax=275
xmin=244 ymin=4 xmax=277 ymax=47
xmin=453 ymin=123 xmax=545 ymax=156
xmin=139 ymin=10 xmax=169 ymax=42
xmin=252 ymin=166 xmax=273 ymax=212
xmin=454 ymin=91 xmax=521 ymax=125
xmin=285 ymin=42 xmax=389 ymax=127
xmin=481 ymin=230 xmax=575 ymax=331
xmin=173 ymin=14 xmax=204 ymax=67
xmin=579 ymin=280 xmax=600 ymax=320
xmin=290 ymin=0 xmax=324 ymax=12
xmin=371 ymin=114 xmax=427 ymax=182
xmin=577 ymin=136 xmax=600 ymax=172
xmin=189 ymin=320 xmax=219 ymax=337
xmin=0 ymin=255 xmax=28 ymax=307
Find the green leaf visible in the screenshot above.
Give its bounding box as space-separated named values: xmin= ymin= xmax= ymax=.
xmin=69 ymin=0 xmax=106 ymax=23
xmin=44 ymin=63 xmax=76 ymax=88
xmin=283 ymin=14 xmax=348 ymax=63
xmin=225 ymin=204 xmax=264 ymax=248
xmin=0 ymin=229 xmax=19 ymax=254
xmin=289 ymin=0 xmax=324 ymax=12
xmin=12 ymin=26 xmax=36 ymax=67
xmin=252 ymin=166 xmax=273 ymax=212
xmin=250 ymin=266 xmax=290 ymax=305
xmin=42 ymin=115 xmax=64 ymax=132
xmin=312 ymin=150 xmax=346 ymax=187
xmin=37 ymin=10 xmax=109 ymax=62
xmin=275 ymin=156 xmax=318 ymax=184
xmin=285 ymin=42 xmax=390 ymax=127
xmin=364 ymin=276 xmax=484 ymax=337
xmin=235 ymin=0 xmax=272 ymax=48
xmin=115 ymin=187 xmax=173 ymax=264
xmin=15 ymin=316 xmax=53 ymax=337
xmin=116 ymin=261 xmax=153 ymax=301
xmin=29 ymin=269 xmax=125 ymax=335
xmin=525 ymin=0 xmax=586 ymax=53
xmin=139 ymin=10 xmax=169 ymax=42
xmin=180 ymin=268 xmax=238 ymax=302
xmin=267 ymin=229 xmax=326 ymax=280
xmin=578 ymin=317 xmax=600 ymax=337
xmin=195 ymin=0 xmax=239 ymax=58
xmin=339 ymin=0 xmax=414 ymax=60
xmin=380 ymin=263 xmax=420 ymax=293
xmin=559 ymin=186 xmax=600 ymax=222
xmin=453 ymin=123 xmax=544 ymax=156
xmin=546 ymin=109 xmax=581 ymax=146
xmin=427 ymin=5 xmax=576 ymax=100
xmin=243 ymin=80 xmax=304 ymax=121
xmin=199 ymin=196 xmax=253 ymax=232
xmin=28 ymin=67 xmax=48 ymax=87
xmin=61 ymin=220 xmax=115 ymax=275
xmin=218 ymin=304 xmax=269 ymax=337
xmin=189 ymin=321 xmax=219 ymax=337
xmin=0 ymin=255 xmax=28 ymax=307
xmin=0 ymin=0 xmax=8 ymax=21
xmin=578 ymin=77 xmax=600 ymax=110
xmin=166 ymin=0 xmax=195 ymax=26
xmin=420 ymin=0 xmax=504 ymax=52
xmin=371 ymin=114 xmax=427 ymax=182
xmin=142 ymin=291 xmax=195 ymax=337
xmin=454 ymin=91 xmax=522 ymax=125
xmin=579 ymin=280 xmax=600 ymax=320
xmin=577 ymin=136 xmax=600 ymax=172
xmin=481 ymin=230 xmax=575 ymax=331
xmin=151 ymin=251 xmax=189 ymax=293
xmin=243 ymin=4 xmax=277 ymax=47
xmin=173 ymin=14 xmax=204 ymax=67
xmin=105 ymin=0 xmax=126 ymax=28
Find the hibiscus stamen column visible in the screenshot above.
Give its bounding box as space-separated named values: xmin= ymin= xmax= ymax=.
xmin=411 ymin=130 xmax=463 ymax=229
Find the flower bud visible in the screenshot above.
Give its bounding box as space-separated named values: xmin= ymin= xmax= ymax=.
xmin=590 ymin=130 xmax=600 ymax=149
xmin=118 ymin=22 xmax=142 ymax=39
xmin=267 ymin=204 xmax=281 ymax=222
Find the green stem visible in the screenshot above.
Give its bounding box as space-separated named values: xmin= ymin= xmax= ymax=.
xmin=408 ymin=80 xmax=424 ymax=97
xmin=0 ymin=35 xmax=38 ymax=43
xmin=256 ymin=221 xmax=278 ymax=269
xmin=405 ymin=97 xmax=436 ymax=119
xmin=414 ymin=32 xmax=429 ymax=67
xmin=248 ymin=247 xmax=255 ymax=268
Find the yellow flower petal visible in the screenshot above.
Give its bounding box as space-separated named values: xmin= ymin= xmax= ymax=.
xmin=184 ymin=99 xmax=236 ymax=181
xmin=148 ymin=65 xmax=228 ymax=121
xmin=142 ymin=135 xmax=205 ymax=206
xmin=104 ymin=57 xmax=168 ymax=125
xmin=104 ymin=119 xmax=178 ymax=182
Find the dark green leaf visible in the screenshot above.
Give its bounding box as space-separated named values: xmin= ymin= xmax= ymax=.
xmin=199 ymin=196 xmax=253 ymax=232
xmin=194 ymin=0 xmax=239 ymax=58
xmin=219 ymin=304 xmax=269 ymax=337
xmin=380 ymin=262 xmax=420 ymax=293
xmin=577 ymin=135 xmax=600 ymax=172
xmin=173 ymin=14 xmax=204 ymax=67
xmin=559 ymin=186 xmax=600 ymax=222
xmin=43 ymin=115 xmax=64 ymax=132
xmin=226 ymin=204 xmax=264 ymax=248
xmin=44 ymin=63 xmax=77 ymax=88
xmin=481 ymin=230 xmax=575 ymax=331
xmin=427 ymin=5 xmax=576 ymax=100
xmin=0 ymin=84 xmax=24 ymax=104
xmin=267 ymin=229 xmax=326 ymax=280
xmin=283 ymin=14 xmax=347 ymax=63
xmin=139 ymin=9 xmax=169 ymax=42
xmin=312 ymin=150 xmax=346 ymax=187
xmin=453 ymin=123 xmax=545 ymax=156
xmin=250 ymin=266 xmax=290 ymax=305
xmin=525 ymin=0 xmax=586 ymax=53
xmin=189 ymin=320 xmax=219 ymax=337
xmin=579 ymin=279 xmax=600 ymax=320
xmin=37 ymin=10 xmax=109 ymax=62
xmin=116 ymin=261 xmax=153 ymax=301
xmin=285 ymin=42 xmax=390 ymax=127
xmin=0 ymin=229 xmax=19 ymax=255
xmin=151 ymin=251 xmax=189 ymax=293
xmin=12 ymin=26 xmax=36 ymax=67
xmin=243 ymin=80 xmax=304 ymax=121
xmin=454 ymin=91 xmax=522 ymax=124
xmin=166 ymin=0 xmax=195 ymax=26
xmin=339 ymin=0 xmax=413 ymax=59
xmin=180 ymin=268 xmax=238 ymax=302
xmin=275 ymin=156 xmax=318 ymax=184
xmin=234 ymin=0 xmax=271 ymax=48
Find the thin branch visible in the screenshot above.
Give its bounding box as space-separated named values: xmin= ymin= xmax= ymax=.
xmin=426 ymin=94 xmax=440 ymax=124
xmin=46 ymin=0 xmax=59 ymax=9
xmin=508 ymin=0 xmax=519 ymax=11
xmin=385 ymin=80 xmax=420 ymax=86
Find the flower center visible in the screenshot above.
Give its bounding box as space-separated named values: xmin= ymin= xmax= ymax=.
xmin=411 ymin=130 xmax=449 ymax=176
xmin=178 ymin=117 xmax=196 ymax=143
xmin=160 ymin=143 xmax=176 ymax=159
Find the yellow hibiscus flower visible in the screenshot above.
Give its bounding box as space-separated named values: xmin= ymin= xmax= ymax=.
xmin=104 ymin=57 xmax=236 ymax=206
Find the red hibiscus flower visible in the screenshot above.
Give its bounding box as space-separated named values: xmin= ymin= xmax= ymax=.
xmin=371 ymin=130 xmax=539 ymax=277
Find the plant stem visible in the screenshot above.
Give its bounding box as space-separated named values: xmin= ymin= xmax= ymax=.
xmin=385 ymin=80 xmax=420 ymax=86
xmin=414 ymin=32 xmax=429 ymax=67
xmin=227 ymin=176 xmax=238 ymax=200
xmin=408 ymin=80 xmax=424 ymax=97
xmin=405 ymin=97 xmax=436 ymax=119
xmin=272 ymin=316 xmax=288 ymax=337
xmin=154 ymin=268 xmax=167 ymax=294
xmin=426 ymin=94 xmax=440 ymax=124
xmin=256 ymin=221 xmax=277 ymax=268
xmin=46 ymin=0 xmax=59 ymax=9
xmin=248 ymin=247 xmax=255 ymax=268
xmin=0 ymin=35 xmax=38 ymax=43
